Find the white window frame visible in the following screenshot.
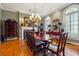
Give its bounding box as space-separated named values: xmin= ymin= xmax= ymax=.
xmin=63 ymin=4 xmax=79 ymax=40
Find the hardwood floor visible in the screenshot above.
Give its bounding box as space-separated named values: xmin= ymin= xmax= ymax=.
xmin=0 ymin=40 xmax=32 ymax=56
xmin=65 ymin=43 xmax=79 ymax=56
xmin=0 ymin=39 xmax=79 ymax=56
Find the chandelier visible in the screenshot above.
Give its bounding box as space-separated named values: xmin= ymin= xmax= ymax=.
xmin=29 ymin=13 xmax=41 ymax=21
xmin=29 ymin=3 xmax=41 ymax=24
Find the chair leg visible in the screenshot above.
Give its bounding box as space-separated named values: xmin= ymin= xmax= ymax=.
xmin=43 ymin=49 xmax=46 ymax=56
xmin=56 ymin=52 xmax=59 ymax=56
xmin=33 ymin=51 xmax=36 ymax=56
xmin=43 ymin=46 xmax=46 ymax=56
xmin=63 ymin=50 xmax=65 ymax=56
xmin=57 ymin=54 xmax=59 ymax=56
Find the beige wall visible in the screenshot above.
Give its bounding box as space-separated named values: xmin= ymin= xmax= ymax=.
xmin=51 ymin=9 xmax=64 ymax=23
xmin=51 ymin=4 xmax=79 ymax=41
xmin=2 ymin=10 xmax=18 ymax=22
xmin=19 ymin=13 xmax=29 ymax=24
xmin=1 ymin=10 xmax=19 ymax=36
xmin=51 ymin=4 xmax=78 ymax=24
xmin=19 ymin=13 xmax=29 ymax=38
xmin=0 ymin=9 xmax=29 ymax=38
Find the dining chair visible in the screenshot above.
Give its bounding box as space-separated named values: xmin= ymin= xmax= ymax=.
xmin=28 ymin=34 xmax=45 ymax=56
xmin=45 ymin=33 xmax=68 ymax=56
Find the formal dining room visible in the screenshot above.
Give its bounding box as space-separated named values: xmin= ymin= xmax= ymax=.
xmin=0 ymin=3 xmax=79 ymax=56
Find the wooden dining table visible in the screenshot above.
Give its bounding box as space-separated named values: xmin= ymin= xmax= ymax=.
xmin=33 ymin=33 xmax=50 ymax=42
xmin=33 ymin=32 xmax=62 ymax=47
xmin=33 ymin=32 xmax=61 ymax=41
xmin=33 ymin=33 xmax=50 ymax=55
xmin=28 ymin=32 xmax=62 ymax=55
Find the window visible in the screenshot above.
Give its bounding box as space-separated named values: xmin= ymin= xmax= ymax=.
xmin=64 ymin=7 xmax=79 ymax=37
xmin=65 ymin=7 xmax=78 ymax=14
xmin=44 ymin=16 xmax=51 ymax=31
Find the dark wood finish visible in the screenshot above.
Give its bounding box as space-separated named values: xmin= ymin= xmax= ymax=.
xmin=4 ymin=19 xmax=18 ymax=39
xmin=25 ymin=32 xmax=45 ymax=56
xmin=45 ymin=33 xmax=68 ymax=56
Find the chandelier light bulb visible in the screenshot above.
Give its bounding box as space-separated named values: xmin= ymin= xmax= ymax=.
xmin=32 ymin=13 xmax=34 ymax=17
xmin=36 ymin=13 xmax=39 ymax=16
xmin=35 ymin=15 xmax=38 ymax=18
xmin=39 ymin=17 xmax=41 ymax=20
xmin=29 ymin=16 xmax=31 ymax=19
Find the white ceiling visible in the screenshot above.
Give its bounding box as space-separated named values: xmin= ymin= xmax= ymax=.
xmin=0 ymin=3 xmax=71 ymax=16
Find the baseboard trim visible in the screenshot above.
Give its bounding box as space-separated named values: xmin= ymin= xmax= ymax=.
xmin=19 ymin=38 xmax=23 ymax=40
xmin=6 ymin=37 xmax=17 ymax=40
xmin=67 ymin=41 xmax=79 ymax=45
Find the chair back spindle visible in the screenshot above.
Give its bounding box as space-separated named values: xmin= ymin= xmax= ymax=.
xmin=57 ymin=33 xmax=68 ymax=53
